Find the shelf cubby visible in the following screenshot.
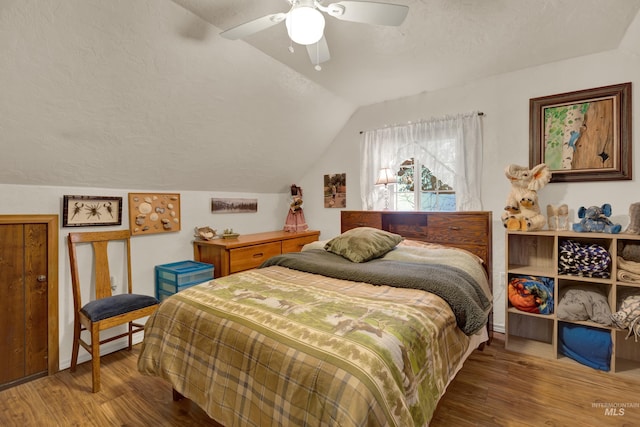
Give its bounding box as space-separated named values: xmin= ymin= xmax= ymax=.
xmin=505 ymin=229 xmax=640 ymax=376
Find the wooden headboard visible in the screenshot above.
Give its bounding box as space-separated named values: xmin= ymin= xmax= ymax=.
xmin=341 ymin=210 xmax=494 ymax=335
xmin=341 ymin=210 xmax=492 ymax=281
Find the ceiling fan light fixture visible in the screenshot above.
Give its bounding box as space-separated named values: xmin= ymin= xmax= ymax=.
xmin=285 ymin=6 xmax=325 ymax=45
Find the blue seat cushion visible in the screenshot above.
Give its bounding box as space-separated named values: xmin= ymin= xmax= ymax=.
xmin=81 ymin=294 xmax=159 ymax=322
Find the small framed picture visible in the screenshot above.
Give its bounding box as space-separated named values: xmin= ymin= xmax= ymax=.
xmin=128 ymin=193 xmax=181 ymax=235
xmin=324 ymin=173 xmax=346 ymax=208
xmin=62 ymin=195 xmax=123 ymax=227
xmin=211 ymin=198 xmax=258 ymax=213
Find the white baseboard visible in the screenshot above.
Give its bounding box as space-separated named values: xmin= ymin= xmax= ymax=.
xmin=59 ymin=334 xmax=146 ymax=371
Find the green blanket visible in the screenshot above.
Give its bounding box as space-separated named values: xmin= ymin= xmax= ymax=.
xmin=261 ymin=249 xmax=491 ymax=334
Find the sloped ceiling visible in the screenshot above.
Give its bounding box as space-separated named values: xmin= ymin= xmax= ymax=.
xmin=1 ymin=0 xmax=639 ymax=193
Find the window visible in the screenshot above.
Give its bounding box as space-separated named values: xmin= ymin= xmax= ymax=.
xmin=360 ymin=112 xmax=483 ymax=212
xmin=395 ymin=157 xmax=455 ymax=211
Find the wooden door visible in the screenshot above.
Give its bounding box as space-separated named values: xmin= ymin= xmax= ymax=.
xmin=0 ymin=215 xmax=58 ymax=390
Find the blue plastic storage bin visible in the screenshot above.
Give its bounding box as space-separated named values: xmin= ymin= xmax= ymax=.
xmin=155 ymin=260 xmax=214 ymax=301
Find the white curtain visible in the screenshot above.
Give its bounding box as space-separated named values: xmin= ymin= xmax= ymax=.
xmin=360 ymin=111 xmax=483 ymax=211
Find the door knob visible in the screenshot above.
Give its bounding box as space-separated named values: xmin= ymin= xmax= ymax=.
xmin=36 ymin=275 xmax=47 ymax=282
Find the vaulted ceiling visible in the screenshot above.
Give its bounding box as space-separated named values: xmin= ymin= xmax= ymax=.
xmin=1 ymin=0 xmax=639 ymax=193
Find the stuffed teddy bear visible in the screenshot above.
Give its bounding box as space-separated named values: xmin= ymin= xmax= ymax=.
xmin=572 ymin=204 xmax=622 ymax=234
xmin=501 ymin=163 xmax=552 ymax=231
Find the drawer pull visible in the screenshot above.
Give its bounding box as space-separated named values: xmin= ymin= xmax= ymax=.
xmin=252 ymin=252 xmax=264 ymax=258
xmin=449 ymin=226 xmax=461 ymax=231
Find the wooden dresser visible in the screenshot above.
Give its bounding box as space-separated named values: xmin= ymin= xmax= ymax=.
xmin=193 ymin=230 xmax=320 ymax=278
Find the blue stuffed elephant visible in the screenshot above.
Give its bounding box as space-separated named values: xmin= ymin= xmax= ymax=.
xmin=572 ymin=204 xmax=622 ymax=234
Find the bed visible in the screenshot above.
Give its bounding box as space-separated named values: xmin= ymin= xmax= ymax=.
xmin=138 ymin=211 xmax=493 ymax=426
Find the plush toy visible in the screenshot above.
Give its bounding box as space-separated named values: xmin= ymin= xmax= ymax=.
xmin=624 ymin=202 xmax=640 ymax=234
xmin=501 ymin=163 xmax=552 ymax=231
xmin=572 ymin=204 xmax=622 ymax=234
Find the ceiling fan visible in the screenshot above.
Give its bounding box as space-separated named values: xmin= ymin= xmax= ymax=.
xmin=219 ymin=0 xmax=409 ymax=70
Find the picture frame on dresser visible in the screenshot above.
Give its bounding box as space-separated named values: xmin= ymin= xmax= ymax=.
xmin=62 ymin=195 xmax=122 ymax=227
xmin=529 ymin=82 xmax=632 ymax=183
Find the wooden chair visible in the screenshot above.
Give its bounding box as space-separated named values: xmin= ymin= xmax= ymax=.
xmin=67 ymin=230 xmax=159 ymax=392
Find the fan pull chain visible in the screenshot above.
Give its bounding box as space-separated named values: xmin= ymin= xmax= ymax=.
xmin=314 ymin=42 xmax=321 ymax=71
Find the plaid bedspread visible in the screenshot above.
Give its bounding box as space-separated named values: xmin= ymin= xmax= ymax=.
xmin=138 ymin=265 xmax=473 ymax=426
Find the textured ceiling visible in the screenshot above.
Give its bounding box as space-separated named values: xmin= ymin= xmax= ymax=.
xmin=1 ymin=0 xmax=639 ymax=193
xmin=173 ymin=0 xmax=640 ymax=106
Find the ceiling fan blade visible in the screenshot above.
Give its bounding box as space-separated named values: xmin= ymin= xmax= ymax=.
xmin=326 ymin=1 xmax=408 ymax=26
xmin=219 ymin=13 xmax=287 ymax=40
xmin=306 ymin=36 xmax=331 ymax=68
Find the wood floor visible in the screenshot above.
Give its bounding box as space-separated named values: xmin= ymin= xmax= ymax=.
xmin=1 ymin=335 xmax=639 ymax=426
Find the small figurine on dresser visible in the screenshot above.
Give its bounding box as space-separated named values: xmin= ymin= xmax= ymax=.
xmin=284 ymin=184 xmax=309 ymax=232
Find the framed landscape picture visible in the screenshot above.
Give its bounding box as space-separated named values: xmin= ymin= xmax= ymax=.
xmin=211 ymin=198 xmax=258 ymax=213
xmin=529 ymin=82 xmax=632 ymax=182
xmin=62 ymin=195 xmax=122 ymax=227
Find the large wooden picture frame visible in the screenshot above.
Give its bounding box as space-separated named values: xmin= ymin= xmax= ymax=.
xmin=62 ymin=195 xmax=122 ymax=227
xmin=529 ymin=82 xmax=632 ymax=182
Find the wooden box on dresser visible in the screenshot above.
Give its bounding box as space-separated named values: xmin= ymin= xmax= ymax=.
xmin=505 ymin=229 xmax=640 ymax=377
xmin=193 ymin=230 xmax=320 ymax=278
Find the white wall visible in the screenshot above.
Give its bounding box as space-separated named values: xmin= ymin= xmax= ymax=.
xmin=4 ymin=11 xmax=639 ymax=369
xmin=300 ymin=45 xmax=640 ymax=333
xmin=0 ymin=183 xmax=290 ymax=369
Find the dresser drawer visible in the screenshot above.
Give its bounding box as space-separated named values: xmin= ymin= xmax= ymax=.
xmin=341 ymin=211 xmax=382 ymax=232
xmin=229 ymin=242 xmax=282 ymax=273
xmin=282 ymin=234 xmax=319 ymax=253
xmin=427 ymin=215 xmax=488 ymax=244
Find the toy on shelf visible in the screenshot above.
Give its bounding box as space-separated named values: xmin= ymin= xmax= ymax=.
xmin=547 ymin=204 xmax=569 ymax=230
xmin=501 ymin=163 xmax=552 ymax=231
xmin=572 ymin=204 xmax=622 ymax=234
xmin=624 ymin=202 xmax=640 ymax=234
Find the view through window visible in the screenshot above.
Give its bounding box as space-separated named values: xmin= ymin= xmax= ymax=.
xmin=394 ymin=156 xmax=456 ymax=211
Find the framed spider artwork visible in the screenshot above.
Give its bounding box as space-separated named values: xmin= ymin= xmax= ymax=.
xmin=62 ymin=195 xmax=123 ymax=227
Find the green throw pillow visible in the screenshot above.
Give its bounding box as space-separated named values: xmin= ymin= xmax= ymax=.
xmin=324 ymin=227 xmax=404 ymax=263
